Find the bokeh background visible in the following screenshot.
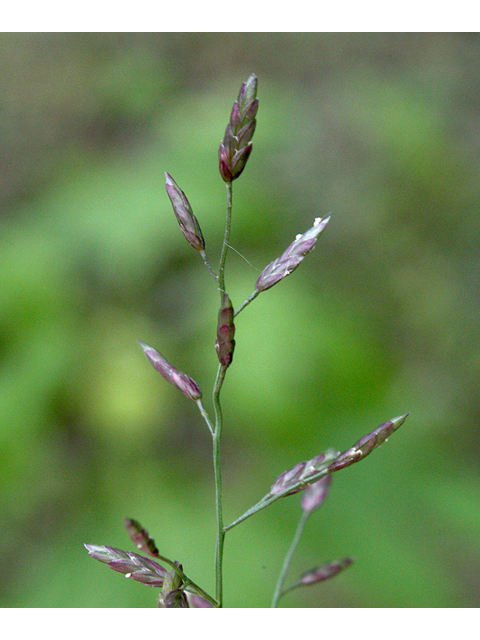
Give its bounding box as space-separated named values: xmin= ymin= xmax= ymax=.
xmin=1 ymin=32 xmax=480 ymax=608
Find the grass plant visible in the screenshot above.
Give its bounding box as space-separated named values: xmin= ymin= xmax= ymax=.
xmin=85 ymin=74 xmax=408 ymax=608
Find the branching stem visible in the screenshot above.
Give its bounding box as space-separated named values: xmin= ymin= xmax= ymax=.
xmin=210 ymin=180 xmax=234 ymax=606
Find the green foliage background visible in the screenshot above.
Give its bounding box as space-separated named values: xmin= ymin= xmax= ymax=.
xmin=1 ymin=33 xmax=480 ymax=608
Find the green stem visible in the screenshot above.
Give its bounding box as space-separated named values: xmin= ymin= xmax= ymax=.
xmin=271 ymin=509 xmax=310 ymax=608
xmin=209 ymin=180 xmax=234 ymax=607
xmin=195 ymin=398 xmax=214 ymax=436
xmin=218 ymin=181 xmax=233 ymax=294
xmin=200 ymin=249 xmax=219 ymax=282
xmin=212 ymin=363 xmax=227 ymax=605
xmin=234 ymin=289 xmax=259 ymax=317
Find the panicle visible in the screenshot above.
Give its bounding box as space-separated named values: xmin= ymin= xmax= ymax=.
xmin=298 ymin=558 xmax=354 ymax=586
xmin=255 ymin=217 xmax=330 ymax=293
xmin=219 ymin=73 xmax=258 ymax=182
xmin=328 ymin=414 xmax=409 ymax=473
xmin=215 ymin=293 xmax=236 ymax=368
xmin=164 ymin=172 xmax=205 ymax=251
xmin=84 ymin=544 xmax=167 ymax=587
xmin=138 ymin=340 xmax=202 ymax=401
xmin=269 ymin=449 xmax=338 ymax=497
xmin=268 ymin=414 xmax=408 ymax=501
xmin=124 ymin=517 xmax=160 ymax=559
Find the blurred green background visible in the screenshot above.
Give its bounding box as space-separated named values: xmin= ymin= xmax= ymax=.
xmin=1 ymin=33 xmax=480 ymax=608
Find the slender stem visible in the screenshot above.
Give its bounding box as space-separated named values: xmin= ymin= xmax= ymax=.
xmin=209 ymin=180 xmax=234 ymax=606
xmin=218 ymin=181 xmax=233 ymax=294
xmin=200 ymin=249 xmax=219 ymax=282
xmin=212 ymin=363 xmax=227 ymax=605
xmin=234 ymin=289 xmax=259 ymax=317
xmin=195 ymin=398 xmax=214 ymax=436
xmin=271 ymin=509 xmax=310 ymax=608
xmin=223 ymin=494 xmax=273 ymax=532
